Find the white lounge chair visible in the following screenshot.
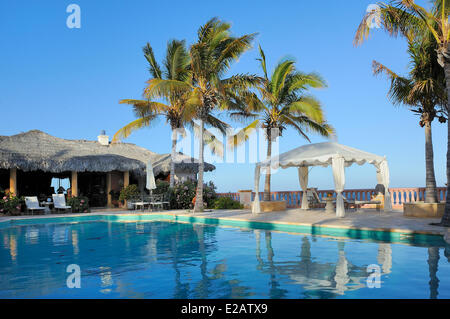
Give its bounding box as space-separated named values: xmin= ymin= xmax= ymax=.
xmin=24 ymin=196 xmax=46 ymax=215
xmin=52 ymin=194 xmax=72 ymax=213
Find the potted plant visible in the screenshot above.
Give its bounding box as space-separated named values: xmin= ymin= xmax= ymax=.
xmin=119 ymin=184 xmax=140 ymax=209
xmin=109 ymin=190 xmax=121 ymax=208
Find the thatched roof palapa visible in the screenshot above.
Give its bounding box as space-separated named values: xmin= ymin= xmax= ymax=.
xmin=0 ymin=130 xmax=215 ymax=176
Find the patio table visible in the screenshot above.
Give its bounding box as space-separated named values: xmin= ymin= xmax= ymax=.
xmin=40 ymin=201 xmax=53 ymax=214
xmin=323 ymin=197 xmax=334 ymax=213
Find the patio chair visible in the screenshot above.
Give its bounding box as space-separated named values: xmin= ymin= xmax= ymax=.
xmin=52 ymin=194 xmax=72 ymax=213
xmin=133 ymin=195 xmax=152 ymax=211
xmin=126 ymin=196 xmax=139 ymax=210
xmin=150 ymin=194 xmax=164 ymax=211
xmin=24 ymin=196 xmax=46 ymax=215
xmin=342 ymin=195 xmax=381 ymax=211
xmin=306 ymin=188 xmax=326 ymax=209
xmin=161 ymin=193 xmax=170 ymax=210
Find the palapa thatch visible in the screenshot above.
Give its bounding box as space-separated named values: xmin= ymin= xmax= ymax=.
xmin=0 ymin=130 xmax=215 ymax=175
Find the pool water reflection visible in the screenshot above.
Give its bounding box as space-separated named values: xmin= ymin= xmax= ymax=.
xmin=1 ymin=220 xmax=450 ymax=299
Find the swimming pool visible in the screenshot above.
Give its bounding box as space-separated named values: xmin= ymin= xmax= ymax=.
xmin=1 ymin=214 xmax=450 ymax=299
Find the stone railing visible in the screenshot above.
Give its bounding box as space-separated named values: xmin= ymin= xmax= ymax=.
xmin=217 ymin=187 xmax=447 ymax=209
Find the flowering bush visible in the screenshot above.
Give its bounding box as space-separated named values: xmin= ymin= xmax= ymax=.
xmin=0 ymin=194 xmax=24 ymax=215
xmin=169 ymin=180 xmax=217 ymax=209
xmin=66 ymin=196 xmax=89 ymax=213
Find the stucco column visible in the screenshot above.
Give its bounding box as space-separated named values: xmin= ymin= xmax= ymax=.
xmin=9 ymin=168 xmax=17 ymax=195
xmin=71 ymin=171 xmax=78 ymax=197
xmin=123 ymin=171 xmax=130 ymax=209
xmin=124 ymin=171 xmax=129 ymax=187
xmin=106 ymin=172 xmax=112 ymax=208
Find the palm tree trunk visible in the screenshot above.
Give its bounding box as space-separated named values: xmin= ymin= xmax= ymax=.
xmin=424 ymin=121 xmax=438 ymax=203
xmin=194 ymin=118 xmax=204 ymax=212
xmin=170 ymin=129 xmax=176 ymax=188
xmin=263 ymin=131 xmax=272 ymax=202
xmin=427 ymin=247 xmax=440 ymax=299
xmin=440 ymin=50 xmax=450 ymax=226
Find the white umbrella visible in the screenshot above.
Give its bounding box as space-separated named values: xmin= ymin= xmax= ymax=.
xmin=146 ymin=160 xmax=156 ymax=191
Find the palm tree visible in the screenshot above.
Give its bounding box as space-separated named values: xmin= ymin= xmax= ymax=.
xmin=373 ymin=38 xmax=447 ymax=203
xmin=355 ymin=0 xmax=450 ymax=225
xmin=113 ymin=40 xmax=223 ymax=187
xmin=146 ymin=18 xmax=260 ymax=212
xmin=229 ymin=46 xmax=334 ymax=201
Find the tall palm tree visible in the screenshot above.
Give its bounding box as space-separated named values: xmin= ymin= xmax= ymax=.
xmin=113 ymin=40 xmax=223 ymax=187
xmin=146 ymin=18 xmax=260 ymax=212
xmin=354 ymin=0 xmax=450 ymax=224
xmin=373 ymin=38 xmax=447 ymax=203
xmin=229 ymin=46 xmax=334 ymax=201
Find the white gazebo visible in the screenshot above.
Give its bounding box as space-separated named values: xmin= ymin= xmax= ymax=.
xmin=252 ymin=142 xmax=392 ymax=217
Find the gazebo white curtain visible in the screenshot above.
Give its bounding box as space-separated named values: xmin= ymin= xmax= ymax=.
xmin=252 ymin=165 xmax=261 ymax=214
xmin=332 ymin=156 xmax=345 ymax=218
xmin=252 ymin=142 xmax=391 ymax=217
xmin=298 ymin=167 xmax=309 ymax=210
xmin=379 ymin=160 xmax=392 ymax=211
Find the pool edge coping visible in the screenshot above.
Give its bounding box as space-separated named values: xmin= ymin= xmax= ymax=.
xmin=0 ymin=211 xmax=447 ymax=238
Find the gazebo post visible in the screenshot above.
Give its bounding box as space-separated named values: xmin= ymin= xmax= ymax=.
xmin=71 ymin=171 xmax=78 ymax=197
xmin=9 ymin=168 xmax=17 ymax=195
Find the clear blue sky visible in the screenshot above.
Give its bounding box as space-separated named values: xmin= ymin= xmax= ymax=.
xmin=0 ymin=0 xmax=446 ymax=192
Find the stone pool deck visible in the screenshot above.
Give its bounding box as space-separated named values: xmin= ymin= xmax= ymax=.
xmin=1 ymin=207 xmax=449 ymax=240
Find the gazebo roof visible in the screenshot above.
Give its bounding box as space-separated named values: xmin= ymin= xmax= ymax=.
xmin=259 ymin=142 xmax=386 ymax=169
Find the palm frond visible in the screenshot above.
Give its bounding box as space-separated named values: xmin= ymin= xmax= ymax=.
xmin=192 ymin=121 xmax=225 ymax=157
xmin=287 ymin=72 xmax=327 ymax=92
xmin=286 ymin=95 xmax=325 ymax=123
xmin=119 ymin=99 xmax=170 ymax=115
xmin=205 ymin=114 xmax=229 ymax=134
xmin=270 ymin=59 xmax=295 ymax=100
xmin=257 ymin=44 xmax=268 ymax=80
xmin=164 ymin=39 xmax=190 ymax=81
xmin=285 ymin=115 xmax=334 ymax=139
xmin=227 ymin=119 xmax=260 ymax=148
xmin=143 ymin=43 xmax=162 ymax=79
xmin=214 ymin=33 xmax=257 ymax=73
xmin=112 ymin=115 xmax=157 ymax=142
xmin=144 ymin=78 xmax=192 ymax=99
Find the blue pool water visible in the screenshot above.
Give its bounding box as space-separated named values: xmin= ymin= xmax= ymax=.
xmin=1 ymin=216 xmax=450 ymax=299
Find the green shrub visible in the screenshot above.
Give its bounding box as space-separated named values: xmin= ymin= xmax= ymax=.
xmin=212 ymin=197 xmax=243 ymax=209
xmin=67 ymin=196 xmax=89 ymax=213
xmin=169 ymin=180 xmax=217 ymax=209
xmin=119 ymin=184 xmax=140 ymax=201
xmin=154 ymin=180 xmax=170 ymax=195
